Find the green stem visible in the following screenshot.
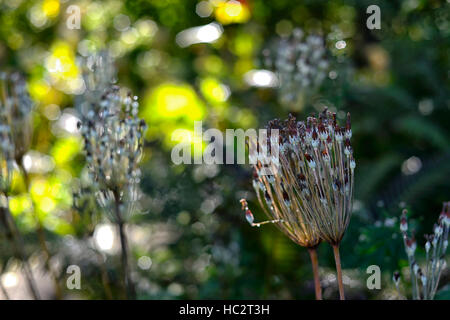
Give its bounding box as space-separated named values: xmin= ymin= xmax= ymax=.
xmin=308 ymin=247 xmax=322 ymax=300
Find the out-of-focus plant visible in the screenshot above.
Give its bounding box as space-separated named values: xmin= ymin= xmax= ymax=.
xmin=76 ymin=53 xmax=147 ymax=299
xmin=393 ymin=202 xmax=449 ymax=300
xmin=0 ymin=72 xmax=56 ymax=299
xmin=242 ymin=109 xmax=355 ymax=300
xmin=264 ymin=28 xmax=329 ymax=110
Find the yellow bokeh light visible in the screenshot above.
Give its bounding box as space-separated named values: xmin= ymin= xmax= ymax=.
xmin=28 ymin=78 xmax=63 ymax=106
xmin=42 ymin=0 xmax=60 ymax=18
xmin=9 ymin=195 xmax=32 ymax=217
xmin=39 ymin=196 xmax=56 ymax=213
xmin=230 ymin=33 xmax=256 ymax=57
xmin=51 ymin=137 xmax=82 ymax=167
xmin=29 ymin=79 xmax=50 ymax=101
xmin=214 ymin=0 xmax=251 ymax=25
xmin=47 ymin=42 xmax=78 ymax=78
xmin=143 ymin=82 xmax=205 ymax=122
xmin=142 ymin=82 xmax=206 ymax=148
xmin=31 ymin=178 xmax=48 ymax=197
xmin=199 ymin=77 xmax=230 ymax=104
xmin=45 ymin=41 xmax=83 ymax=94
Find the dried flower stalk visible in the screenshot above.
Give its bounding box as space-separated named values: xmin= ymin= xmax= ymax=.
xmin=242 ymin=109 xmax=355 ymax=300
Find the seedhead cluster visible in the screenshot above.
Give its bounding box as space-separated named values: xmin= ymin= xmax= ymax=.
xmin=77 ymin=55 xmax=146 ymax=220
xmin=245 ymin=109 xmax=355 ymax=246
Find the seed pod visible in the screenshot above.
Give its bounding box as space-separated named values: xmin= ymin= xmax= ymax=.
xmin=245 ymin=209 xmax=254 ymax=225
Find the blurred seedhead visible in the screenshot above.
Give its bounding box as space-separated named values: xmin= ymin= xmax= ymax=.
xmin=76 ymin=52 xmax=147 ymax=223
xmin=0 ymin=72 xmax=34 ymax=191
xmin=263 ymin=28 xmax=329 ymax=109
xmin=394 ymin=202 xmax=449 ymax=299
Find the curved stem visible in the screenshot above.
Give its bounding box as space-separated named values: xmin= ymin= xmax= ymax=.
xmin=308 ymin=247 xmax=322 ymax=300
xmin=332 ymin=244 xmax=345 ymax=300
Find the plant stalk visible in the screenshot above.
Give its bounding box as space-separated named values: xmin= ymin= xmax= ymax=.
xmin=332 ymin=244 xmax=345 ymax=300
xmin=113 ymin=191 xmax=136 ymax=300
xmin=89 ymin=234 xmax=114 ymax=300
xmin=95 ymin=250 xmax=114 ymax=300
xmin=307 ymin=247 xmax=322 ymax=300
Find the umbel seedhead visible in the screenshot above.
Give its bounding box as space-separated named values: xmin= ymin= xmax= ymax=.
xmin=243 ymin=109 xmax=355 ymax=247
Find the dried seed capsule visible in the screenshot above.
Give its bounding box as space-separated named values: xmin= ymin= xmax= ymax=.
xmin=245 ymin=209 xmax=255 ymax=225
